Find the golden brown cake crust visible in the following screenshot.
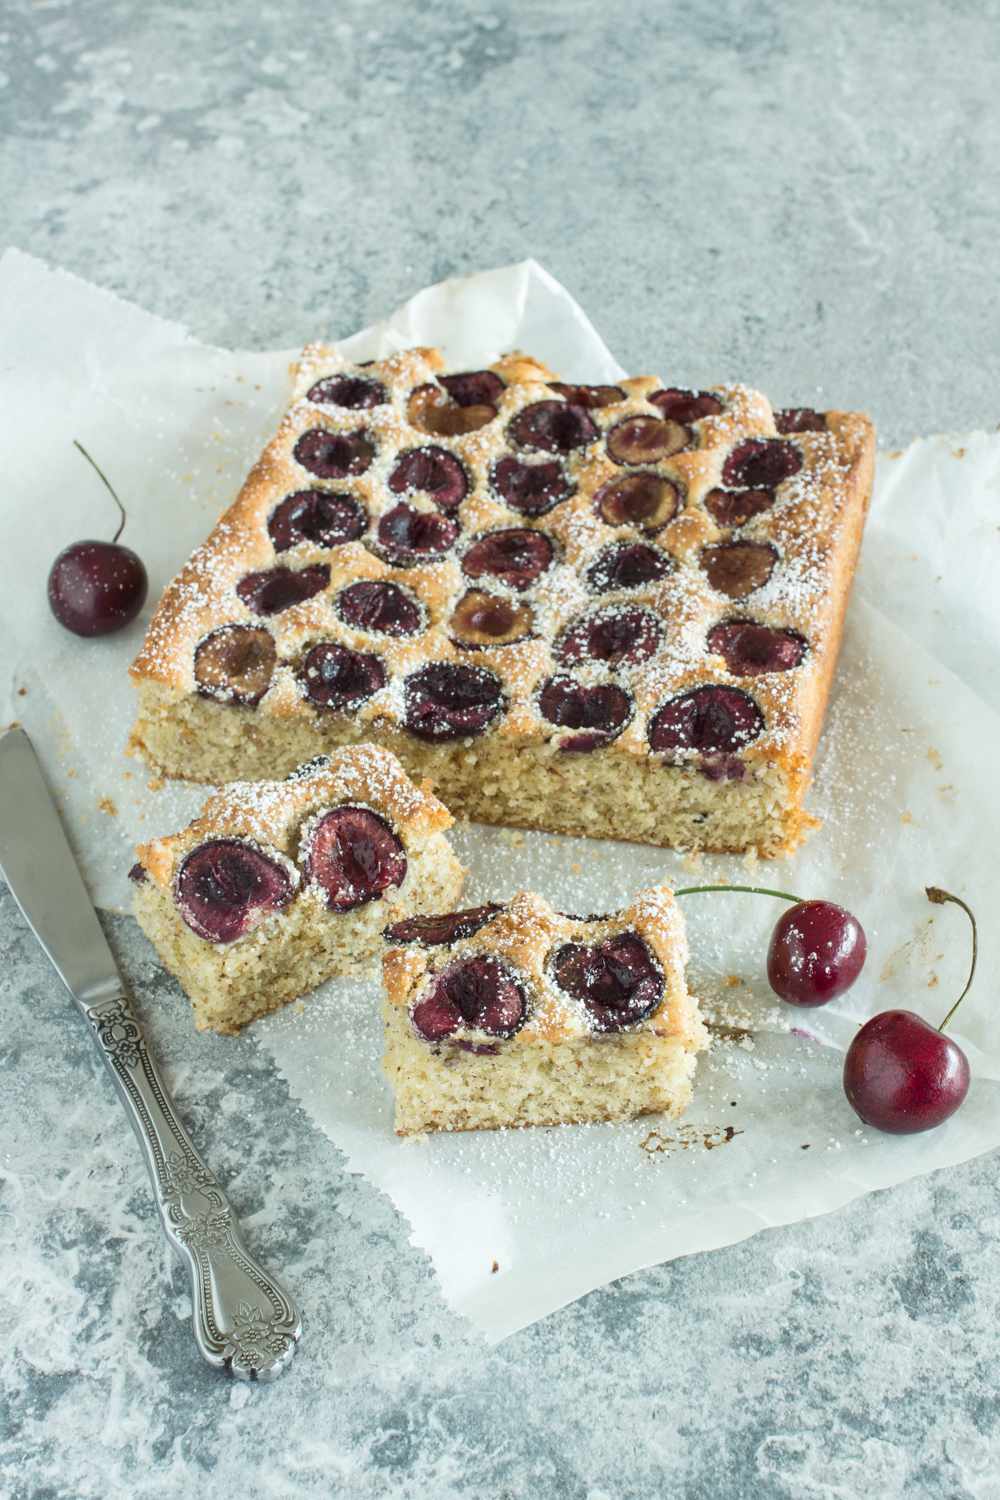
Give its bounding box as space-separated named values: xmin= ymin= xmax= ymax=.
xmin=127 ymin=344 xmax=875 ymax=855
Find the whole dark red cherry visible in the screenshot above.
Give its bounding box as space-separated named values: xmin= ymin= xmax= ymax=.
xmin=843 ymin=885 xmax=977 ymax=1134
xmin=843 ymin=1012 xmax=970 ymax=1134
xmin=49 ymin=443 xmax=148 ymax=636
xmin=767 ymin=900 xmax=866 ymax=1007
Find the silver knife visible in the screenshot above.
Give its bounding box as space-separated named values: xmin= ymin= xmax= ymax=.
xmin=0 ymin=727 xmax=302 ymax=1381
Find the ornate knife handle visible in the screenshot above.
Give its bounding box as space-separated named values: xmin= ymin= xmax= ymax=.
xmin=83 ymin=987 xmax=302 ymax=1381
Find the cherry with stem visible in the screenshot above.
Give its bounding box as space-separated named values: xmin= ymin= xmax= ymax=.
xmin=842 ymin=887 xmax=976 ymax=1135
xmin=47 ymin=441 xmax=148 ymax=637
xmin=673 ymin=883 xmax=867 ymax=1008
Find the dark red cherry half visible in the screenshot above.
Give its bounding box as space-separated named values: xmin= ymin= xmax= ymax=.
xmin=449 ymin=590 xmax=533 ymax=649
xmin=268 ymin=491 xmax=366 ymax=552
xmin=385 ymin=903 xmax=504 ymax=945
xmin=403 ymin=663 xmax=503 ymax=741
xmin=707 ymin=620 xmax=806 ymax=676
xmin=307 ymin=375 xmax=387 ymax=409
xmin=539 ymin=678 xmax=631 ymax=749
xmin=236 ymin=565 xmax=330 ymax=616
xmin=462 ymin=529 xmax=554 ymax=590
xmin=194 ymin=625 xmax=276 ymax=705
xmin=722 ymin=439 xmax=802 ymax=489
xmin=596 ymin=472 xmax=679 ymax=531
xmin=294 ymin=429 xmax=375 ymax=479
xmin=607 ymin=416 xmax=687 ymax=466
xmin=440 ymin=371 xmax=505 ymax=407
xmin=701 ymin=542 xmax=777 ymax=599
xmin=649 ymin=685 xmax=764 ymax=755
xmin=704 ymin=488 xmax=775 ymax=528
xmin=586 ymin=542 xmax=671 ymax=593
xmin=376 ymin=504 xmax=458 ymax=565
xmin=411 ymin=956 xmax=526 ymax=1040
xmin=558 ymin=607 xmax=662 ymax=667
xmin=548 ymin=382 xmax=624 ymax=409
xmin=507 ymin=401 xmax=598 ymax=453
xmin=649 ymin=388 xmax=723 ymax=423
xmin=48 ymin=540 xmax=148 ymax=637
xmin=388 ymin=447 xmax=469 ymax=513
xmin=774 ymin=408 xmax=826 ymax=434
xmin=337 ymin=580 xmax=421 ymax=636
xmin=300 ymin=644 xmax=385 ymax=711
xmin=304 ymin=806 xmax=407 ymax=912
xmin=491 ymin=456 xmax=573 ymax=515
xmin=552 ymin=933 xmax=662 ymax=1031
xmin=175 ymin=839 xmax=294 ymax=944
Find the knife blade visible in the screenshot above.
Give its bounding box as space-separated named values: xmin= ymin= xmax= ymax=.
xmin=0 ymin=727 xmax=302 ymax=1381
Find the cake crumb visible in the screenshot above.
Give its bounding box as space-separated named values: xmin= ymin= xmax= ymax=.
xmin=95 ymin=797 xmax=118 ymax=816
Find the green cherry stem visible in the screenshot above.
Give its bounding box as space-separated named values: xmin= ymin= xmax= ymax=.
xmin=74 ymin=439 xmax=127 ymax=544
xmin=926 ymin=887 xmax=978 ymax=1033
xmin=672 ymin=883 xmax=805 ymax=903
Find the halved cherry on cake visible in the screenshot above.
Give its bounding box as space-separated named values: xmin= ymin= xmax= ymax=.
xmin=337 ymin=580 xmax=422 ymax=636
xmin=175 ymin=839 xmax=295 ymax=944
xmin=388 ymin=447 xmax=469 ymax=513
xmin=586 ymin=542 xmax=671 ymax=593
xmin=548 ymin=382 xmax=624 ymax=409
xmin=722 ymin=438 xmax=802 ymax=489
xmin=707 ymin=620 xmax=806 ymax=676
xmin=403 ymin=663 xmax=503 ymax=741
xmin=449 ymin=590 xmax=533 ymax=649
xmin=294 ymin=429 xmax=375 ymax=479
xmin=376 ymin=504 xmax=458 ymax=565
xmin=703 ymin=488 xmax=775 ymax=528
xmin=774 ymin=408 xmax=826 ymax=434
xmin=195 ymin=625 xmax=276 ymax=705
xmin=595 ymin=473 xmax=679 ymax=532
xmin=386 ymin=903 xmax=504 ymax=945
xmin=551 ymin=932 xmax=663 ymax=1031
xmin=268 ymin=491 xmax=366 ymax=551
xmin=538 ymin=677 xmax=632 ymax=751
xmin=557 ymin=606 xmax=662 ymax=667
xmin=407 ymin=381 xmax=497 ymax=437
xmin=491 ymin=456 xmax=574 ymax=515
xmin=461 ymin=529 xmax=555 ymax=590
xmin=411 ymin=956 xmax=526 ymax=1041
xmin=649 ymin=388 xmax=724 ymax=423
xmin=649 ymin=686 xmax=765 ymax=764
xmin=606 ymin=416 xmax=687 ymax=466
xmin=700 ymin=542 xmax=777 ymax=599
xmin=507 ymin=401 xmax=598 ymax=453
xmin=236 ymin=564 xmax=330 ymax=616
xmin=440 ymin=371 xmax=505 ymax=407
xmin=304 ymin=806 xmax=407 ymax=912
xmin=300 ymin=643 xmax=385 ymax=711
xmin=307 ymin=374 xmax=388 ymax=409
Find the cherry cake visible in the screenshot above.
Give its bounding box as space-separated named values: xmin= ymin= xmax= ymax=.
xmin=127 ymin=347 xmax=875 ymax=856
xmin=128 ymin=745 xmax=464 ymax=1034
xmin=381 ymin=887 xmax=705 ymax=1134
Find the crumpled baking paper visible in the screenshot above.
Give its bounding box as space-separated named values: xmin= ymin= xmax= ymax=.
xmin=1 ymin=249 xmax=997 ymax=1342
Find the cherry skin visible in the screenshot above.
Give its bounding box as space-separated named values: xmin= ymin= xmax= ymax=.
xmin=843 ymin=1011 xmax=970 ymax=1134
xmin=767 ymin=900 xmax=866 ymax=1007
xmin=48 ymin=540 xmax=148 ymax=637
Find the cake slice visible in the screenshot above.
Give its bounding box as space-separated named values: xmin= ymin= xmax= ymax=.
xmin=381 ymin=888 xmax=706 ymax=1134
xmin=127 ymin=344 xmax=875 ymax=856
xmin=130 ymin=745 xmax=465 ymax=1034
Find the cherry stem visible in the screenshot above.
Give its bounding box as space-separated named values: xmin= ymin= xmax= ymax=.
xmin=74 ymin=440 xmax=127 ymax=544
xmin=926 ymin=886 xmax=978 ymax=1033
xmin=673 ymin=883 xmax=804 ymax=903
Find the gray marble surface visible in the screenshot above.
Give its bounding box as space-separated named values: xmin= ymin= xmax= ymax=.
xmin=3 ymin=2 xmax=1000 ymax=1495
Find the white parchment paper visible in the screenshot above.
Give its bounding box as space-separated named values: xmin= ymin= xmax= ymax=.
xmin=1 ymin=249 xmax=998 ymax=1342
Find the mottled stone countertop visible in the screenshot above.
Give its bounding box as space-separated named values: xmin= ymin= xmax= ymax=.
xmin=4 ymin=4 xmax=1000 ymax=1496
